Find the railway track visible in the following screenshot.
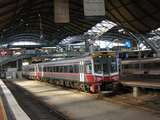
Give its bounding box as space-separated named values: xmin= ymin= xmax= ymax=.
xmin=4 ymin=80 xmax=70 ymax=120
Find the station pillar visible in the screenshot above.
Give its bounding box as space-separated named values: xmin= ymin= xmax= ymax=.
xmin=16 ymin=59 xmax=23 ymax=79
xmin=133 ymin=87 xmax=140 ymax=97
xmin=16 ymin=59 xmax=22 ymax=71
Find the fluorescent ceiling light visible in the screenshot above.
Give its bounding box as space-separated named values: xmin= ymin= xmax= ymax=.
xmin=12 ymin=41 xmax=41 ymax=46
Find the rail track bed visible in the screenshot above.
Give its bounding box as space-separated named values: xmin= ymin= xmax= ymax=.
xmin=4 ymin=80 xmax=69 ymax=120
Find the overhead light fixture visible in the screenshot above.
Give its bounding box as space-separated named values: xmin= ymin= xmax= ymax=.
xmin=85 ymin=20 xmax=117 ymax=38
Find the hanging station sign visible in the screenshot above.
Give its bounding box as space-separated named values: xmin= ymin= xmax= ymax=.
xmin=54 ymin=0 xmax=70 ymax=23
xmin=83 ymin=0 xmax=105 ymax=16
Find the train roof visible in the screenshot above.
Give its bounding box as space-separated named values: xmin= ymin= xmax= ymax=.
xmin=23 ymin=51 xmax=116 ymax=67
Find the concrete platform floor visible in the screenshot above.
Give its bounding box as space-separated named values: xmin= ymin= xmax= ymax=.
xmin=0 ymin=97 xmax=7 ymax=120
xmin=12 ymin=80 xmax=160 ymax=120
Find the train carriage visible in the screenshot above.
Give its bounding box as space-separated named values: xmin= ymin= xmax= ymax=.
xmin=120 ymin=58 xmax=160 ymax=80
xmin=22 ymin=51 xmax=119 ymax=93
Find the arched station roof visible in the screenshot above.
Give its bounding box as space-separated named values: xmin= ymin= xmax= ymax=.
xmin=0 ymin=0 xmax=160 ymax=45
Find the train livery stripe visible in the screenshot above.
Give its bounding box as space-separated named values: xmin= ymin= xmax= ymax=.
xmin=0 ymin=97 xmax=8 ymax=120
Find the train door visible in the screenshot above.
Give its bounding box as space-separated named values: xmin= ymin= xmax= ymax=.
xmin=34 ymin=65 xmax=37 ymax=78
xmin=85 ymin=60 xmax=94 ymax=83
xmin=35 ymin=64 xmax=40 ymax=80
xmin=80 ymin=61 xmax=85 ymax=82
xmin=41 ymin=65 xmax=44 ymax=78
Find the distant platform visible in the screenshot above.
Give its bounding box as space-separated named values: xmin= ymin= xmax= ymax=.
xmin=121 ymin=80 xmax=160 ymax=89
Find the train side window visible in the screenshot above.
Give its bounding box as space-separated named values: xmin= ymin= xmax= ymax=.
xmin=63 ymin=66 xmax=65 ymax=72
xmin=155 ymin=62 xmax=160 ymax=69
xmin=61 ymin=66 xmax=64 ymax=73
xmin=58 ymin=66 xmax=60 ymax=72
xmin=144 ymin=63 xmax=147 ymax=69
xmin=63 ymin=66 xmax=66 ymax=72
xmin=39 ymin=67 xmax=41 ymax=72
xmin=124 ymin=65 xmax=128 ymax=69
xmin=74 ymin=65 xmax=79 ymax=73
xmin=51 ymin=66 xmax=54 ymax=72
xmin=57 ymin=66 xmax=59 ymax=72
xmin=55 ymin=66 xmax=58 ymax=72
xmin=53 ymin=66 xmax=55 ymax=72
xmin=60 ymin=66 xmax=63 ymax=72
xmin=50 ymin=67 xmax=52 ymax=72
xmin=49 ymin=67 xmax=51 ymax=72
xmin=69 ymin=65 xmax=73 ymax=73
xmin=67 ymin=66 xmax=70 ymax=73
xmin=135 ymin=64 xmax=139 ymax=68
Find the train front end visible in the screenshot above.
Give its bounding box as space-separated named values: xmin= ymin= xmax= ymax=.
xmin=88 ymin=52 xmax=119 ymax=92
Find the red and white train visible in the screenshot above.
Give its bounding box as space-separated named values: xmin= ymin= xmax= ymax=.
xmin=22 ymin=51 xmax=119 ymax=93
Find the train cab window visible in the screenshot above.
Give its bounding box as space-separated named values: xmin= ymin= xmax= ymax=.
xmin=86 ymin=64 xmax=92 ymax=73
xmin=110 ymin=59 xmax=117 ymax=73
xmin=103 ymin=63 xmax=109 ymax=74
xmin=94 ymin=64 xmax=102 ymax=74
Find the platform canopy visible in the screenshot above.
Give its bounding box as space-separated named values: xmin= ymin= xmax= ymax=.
xmin=0 ymin=0 xmax=160 ymax=46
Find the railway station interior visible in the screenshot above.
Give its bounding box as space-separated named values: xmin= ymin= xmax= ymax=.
xmin=0 ymin=0 xmax=160 ymax=120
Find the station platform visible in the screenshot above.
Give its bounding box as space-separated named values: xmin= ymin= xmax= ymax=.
xmin=11 ymin=80 xmax=159 ymax=120
xmin=0 ymin=79 xmax=31 ymax=120
xmin=0 ymin=97 xmax=7 ymax=120
xmin=121 ymin=80 xmax=160 ymax=97
xmin=121 ymin=80 xmax=160 ymax=89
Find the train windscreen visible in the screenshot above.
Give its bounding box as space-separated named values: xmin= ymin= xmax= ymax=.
xmin=111 ymin=59 xmax=118 ymax=73
xmin=94 ymin=56 xmax=117 ymax=75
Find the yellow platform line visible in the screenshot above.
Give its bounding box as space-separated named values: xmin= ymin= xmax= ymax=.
xmin=0 ymin=97 xmax=8 ymax=120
